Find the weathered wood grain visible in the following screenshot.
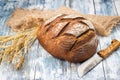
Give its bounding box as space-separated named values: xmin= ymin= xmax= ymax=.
xmin=69 ymin=0 xmax=106 ymax=80
xmin=0 ymin=0 xmax=120 ymax=80
xmin=94 ymin=0 xmax=120 ymax=80
xmin=68 ymin=0 xmax=95 ymax=14
xmin=114 ymin=0 xmax=120 ymax=15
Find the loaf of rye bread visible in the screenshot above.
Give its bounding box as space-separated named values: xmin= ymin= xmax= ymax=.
xmin=37 ymin=14 xmax=98 ymax=62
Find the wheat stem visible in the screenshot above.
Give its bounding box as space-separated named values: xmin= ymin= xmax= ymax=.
xmin=0 ymin=27 xmax=38 ymax=70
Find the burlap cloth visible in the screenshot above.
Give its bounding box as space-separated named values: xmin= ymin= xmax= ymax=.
xmin=7 ymin=6 xmax=120 ymax=36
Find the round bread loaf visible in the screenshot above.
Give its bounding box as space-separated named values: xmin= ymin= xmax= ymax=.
xmin=37 ymin=14 xmax=98 ymax=62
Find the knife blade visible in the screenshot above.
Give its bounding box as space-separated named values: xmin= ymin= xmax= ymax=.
xmin=78 ymin=39 xmax=120 ymax=78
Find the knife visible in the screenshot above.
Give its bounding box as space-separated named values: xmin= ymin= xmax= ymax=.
xmin=78 ymin=39 xmax=120 ymax=78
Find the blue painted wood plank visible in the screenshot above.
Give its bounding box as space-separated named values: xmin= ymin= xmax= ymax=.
xmin=114 ymin=0 xmax=120 ymax=15
xmin=0 ymin=0 xmax=120 ymax=80
xmin=68 ymin=0 xmax=106 ymax=80
xmin=94 ymin=0 xmax=117 ymax=15
xmin=94 ymin=0 xmax=120 ymax=80
xmin=69 ymin=0 xmax=95 ymax=14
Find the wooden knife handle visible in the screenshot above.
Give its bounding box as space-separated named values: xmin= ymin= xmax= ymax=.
xmin=98 ymin=39 xmax=120 ymax=59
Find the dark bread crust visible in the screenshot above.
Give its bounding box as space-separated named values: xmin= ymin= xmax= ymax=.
xmin=37 ymin=14 xmax=98 ymax=62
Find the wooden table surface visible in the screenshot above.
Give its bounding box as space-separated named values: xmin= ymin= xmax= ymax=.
xmin=0 ymin=0 xmax=120 ymax=80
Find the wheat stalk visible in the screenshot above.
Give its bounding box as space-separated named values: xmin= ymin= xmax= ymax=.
xmin=0 ymin=27 xmax=38 ymax=70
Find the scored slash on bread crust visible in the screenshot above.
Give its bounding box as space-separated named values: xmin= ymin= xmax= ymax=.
xmin=37 ymin=14 xmax=98 ymax=62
